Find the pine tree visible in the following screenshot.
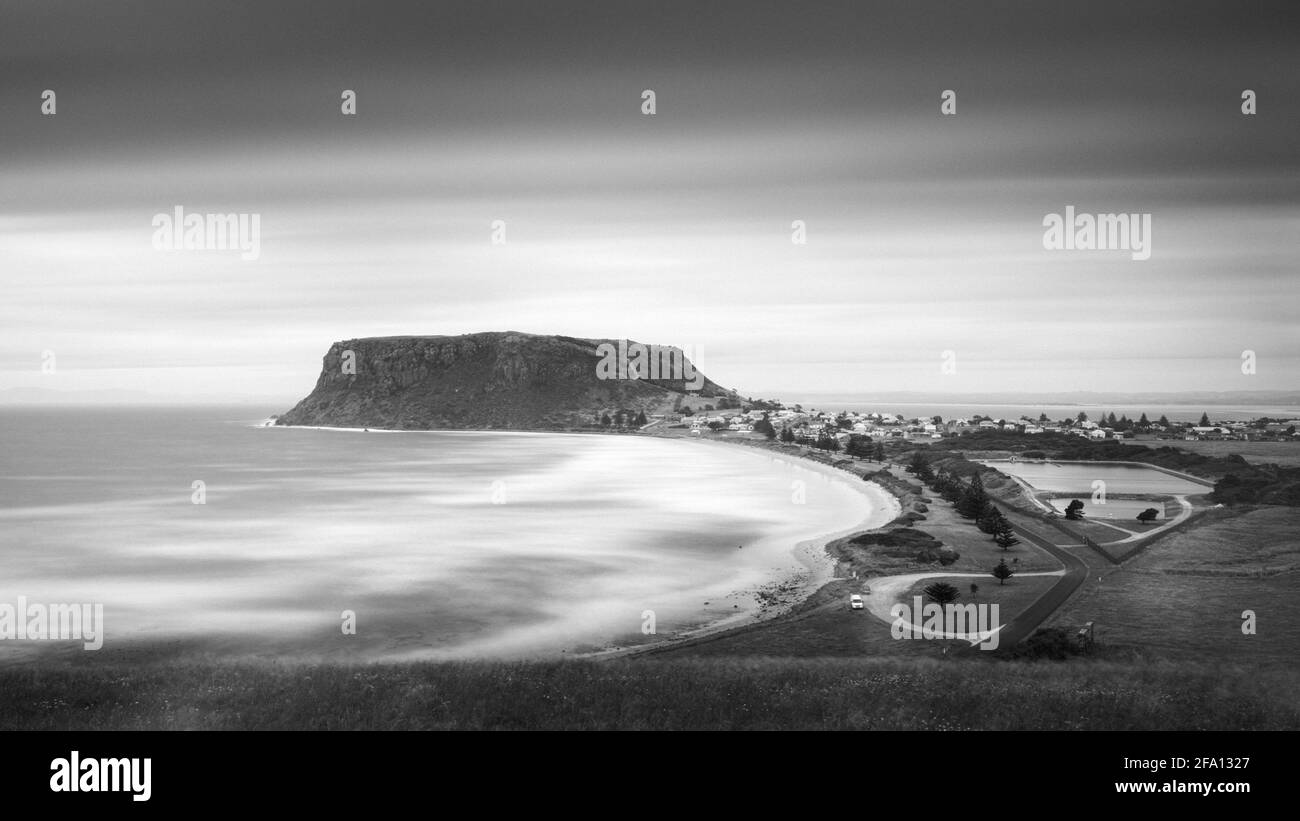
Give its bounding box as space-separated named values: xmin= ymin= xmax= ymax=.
xmin=993 ymin=519 xmax=1019 ymax=549
xmin=907 ymin=450 xmax=925 ymax=474
xmin=923 ymin=582 xmax=960 ymax=605
xmin=956 ymin=474 xmax=989 ymax=519
xmin=992 ymin=558 xmax=1014 ymax=586
xmin=1138 ymin=412 xmax=1150 ymax=427
xmin=1199 ymin=411 xmax=1210 ymax=426
xmin=976 ymin=504 xmax=1003 ymax=534
xmin=940 ymin=477 xmax=962 ymax=504
xmin=1158 ymin=415 xmax=1170 ymax=428
xmin=874 ymin=442 xmax=886 ymax=462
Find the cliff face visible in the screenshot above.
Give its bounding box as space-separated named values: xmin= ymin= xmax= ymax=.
xmin=276 ymin=332 xmax=733 ymax=430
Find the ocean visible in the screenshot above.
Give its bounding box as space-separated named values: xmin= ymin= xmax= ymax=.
xmin=0 ymin=406 xmax=893 ymax=661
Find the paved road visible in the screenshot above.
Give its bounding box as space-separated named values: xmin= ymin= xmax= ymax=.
xmin=873 ymin=463 xmax=1092 ymax=646
xmin=994 ymin=519 xmax=1089 ymax=646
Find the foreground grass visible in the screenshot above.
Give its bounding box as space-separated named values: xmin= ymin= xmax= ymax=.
xmin=3 ymin=656 xmax=1297 ymax=730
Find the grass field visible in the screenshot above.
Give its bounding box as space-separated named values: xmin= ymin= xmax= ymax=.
xmin=1162 ymin=439 xmax=1300 ymax=467
xmin=1047 ymin=506 xmax=1300 ymax=665
xmin=901 ymin=573 xmax=1058 ymax=620
xmin=1 ymin=656 xmax=1294 ymax=730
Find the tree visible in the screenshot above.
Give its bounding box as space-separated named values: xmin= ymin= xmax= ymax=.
xmin=1199 ymin=411 xmax=1210 ymax=427
xmin=600 ymin=413 xmax=612 ymax=428
xmin=1138 ymin=412 xmax=1150 ymax=428
xmin=1038 ymin=412 xmax=1049 ymax=422
xmin=907 ymin=451 xmax=934 ymax=482
xmin=1106 ymin=412 xmax=1118 ymax=427
xmin=938 ymin=473 xmax=963 ymax=504
xmin=846 ymin=435 xmax=873 ymax=458
xmin=753 ymin=416 xmax=776 ymax=439
xmin=874 ymin=442 xmax=886 ymax=462
xmin=1137 ymin=508 xmax=1160 ymax=524
xmin=923 ymin=581 xmax=960 ymax=606
xmin=780 ymin=426 xmax=795 ymax=443
xmin=1158 ymin=415 xmax=1170 ymax=428
xmin=680 ymin=405 xmax=693 ymax=416
xmin=992 ymin=558 xmax=1015 ymax=586
xmin=970 ymin=583 xmax=979 ymax=598
xmin=907 ymin=450 xmax=925 ymax=474
xmin=993 ymin=521 xmax=1020 ymax=550
xmin=956 ymin=474 xmax=990 ymax=519
xmin=976 ymin=504 xmax=1004 ymax=534
xmin=1077 ymin=412 xmax=1088 ymax=423
xmin=1064 ymin=499 xmax=1085 ymax=520
xmin=634 ymin=410 xmax=648 ymax=426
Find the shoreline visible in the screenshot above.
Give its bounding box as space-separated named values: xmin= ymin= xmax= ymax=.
xmin=260 ymin=420 xmax=903 ymax=659
xmin=580 ymin=443 xmax=902 ymax=659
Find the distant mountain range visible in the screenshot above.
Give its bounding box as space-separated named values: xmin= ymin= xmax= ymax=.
xmin=276 ymin=332 xmax=733 ymax=430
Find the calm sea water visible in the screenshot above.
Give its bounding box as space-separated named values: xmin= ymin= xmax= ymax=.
xmin=0 ymin=407 xmax=891 ymax=661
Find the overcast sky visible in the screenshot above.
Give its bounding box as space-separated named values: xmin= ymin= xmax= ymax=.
xmin=2 ymin=0 xmax=1297 ymax=404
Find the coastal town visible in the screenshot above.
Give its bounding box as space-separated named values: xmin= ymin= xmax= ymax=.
xmin=673 ymin=406 xmax=1300 ymax=444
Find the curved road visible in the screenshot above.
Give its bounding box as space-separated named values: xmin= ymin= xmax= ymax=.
xmin=875 ymin=463 xmax=1091 ymax=647
xmin=993 ymin=520 xmax=1089 ymax=646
